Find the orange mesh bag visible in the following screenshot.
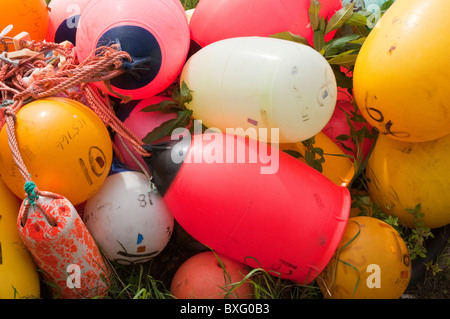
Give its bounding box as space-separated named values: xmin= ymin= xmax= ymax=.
xmin=17 ymin=189 xmax=110 ymax=298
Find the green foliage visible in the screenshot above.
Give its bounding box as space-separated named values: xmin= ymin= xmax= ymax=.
xmin=301 ymin=136 xmax=326 ymax=173
xmin=180 ymin=0 xmax=200 ymax=10
xmin=405 ymin=204 xmax=434 ymax=260
xmin=271 ymin=0 xmax=394 ymax=88
xmin=140 ymin=81 xmax=193 ymax=144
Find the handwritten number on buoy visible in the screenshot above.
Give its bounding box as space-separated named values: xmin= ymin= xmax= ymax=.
xmin=271 ymin=259 xmax=298 ymax=275
xmin=57 ymin=119 xmax=88 ymax=151
xmin=366 ymin=107 xmax=410 ymax=138
xmin=79 ymin=146 xmax=107 ymax=185
xmin=137 ymin=193 xmax=153 ymax=207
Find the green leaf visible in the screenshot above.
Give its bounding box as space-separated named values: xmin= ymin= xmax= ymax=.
xmin=324 ymin=33 xmax=362 ymax=57
xmin=346 ymin=12 xmax=368 ymax=27
xmin=142 ymin=110 xmax=192 ymax=144
xmin=313 ymin=18 xmax=326 ymax=52
xmin=180 ymin=80 xmax=192 ymax=100
xmin=336 ymin=134 xmax=351 ymax=141
xmin=172 ymin=80 xmax=193 ymax=105
xmin=327 ymin=53 xmax=358 ymax=67
xmin=309 ymin=0 xmax=322 ymax=31
xmin=140 ymin=100 xmax=179 ymax=113
xmin=380 ymin=0 xmax=395 ymax=12
xmin=312 ymin=147 xmax=324 ymax=157
xmin=349 ymin=36 xmax=367 ymax=45
xmin=313 ymin=30 xmax=325 ymax=52
xmin=331 ymin=65 xmax=353 ymax=89
xmin=325 ymin=2 xmax=355 ymax=35
xmin=269 ymin=31 xmax=309 ymax=46
xmin=354 ymin=25 xmax=370 ymax=37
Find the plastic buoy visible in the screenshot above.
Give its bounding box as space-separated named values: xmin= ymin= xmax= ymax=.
xmin=83 ymin=171 xmax=174 ymax=264
xmin=0 ymin=97 xmax=113 ymax=206
xmin=142 ymin=132 xmax=350 ymax=284
xmin=0 ymin=0 xmax=49 ymax=51
xmin=189 ymin=0 xmax=342 ymax=47
xmin=318 ymin=216 xmax=411 ymax=299
xmin=366 ymin=133 xmax=450 ymax=229
xmin=181 ymin=36 xmax=337 ymax=143
xmin=76 ymin=0 xmax=190 ymax=100
xmin=17 ymin=192 xmax=110 ymax=299
xmin=45 ymin=0 xmax=91 ymax=45
xmin=171 ymin=251 xmax=253 ymax=299
xmin=114 ymin=96 xmax=177 ymax=173
xmin=353 ymin=0 xmax=450 ymax=142
xmin=0 ymin=176 xmax=40 ymax=299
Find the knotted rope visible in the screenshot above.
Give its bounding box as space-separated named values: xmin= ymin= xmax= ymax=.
xmin=0 ymin=39 xmax=151 ymax=218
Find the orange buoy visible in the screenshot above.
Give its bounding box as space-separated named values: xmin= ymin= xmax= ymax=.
xmin=0 ymin=97 xmax=113 ymax=206
xmin=318 ymin=216 xmax=411 ymax=299
xmin=0 ymin=0 xmax=49 ymax=51
xmin=171 ymin=251 xmax=253 ymax=299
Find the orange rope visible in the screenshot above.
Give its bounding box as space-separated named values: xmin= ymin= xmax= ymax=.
xmin=0 ymin=40 xmax=152 ymax=201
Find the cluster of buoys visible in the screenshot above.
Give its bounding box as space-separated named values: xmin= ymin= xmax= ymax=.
xmin=0 ymin=0 xmax=447 ymax=300
xmin=353 ymin=0 xmax=450 ymax=230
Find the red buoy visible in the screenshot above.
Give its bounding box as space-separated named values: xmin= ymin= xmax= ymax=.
xmin=143 ymin=132 xmax=350 ymax=284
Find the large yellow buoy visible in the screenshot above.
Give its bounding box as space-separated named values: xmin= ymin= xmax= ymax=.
xmin=0 ymin=97 xmax=113 ymax=206
xmin=318 ymin=216 xmax=411 ymax=299
xmin=353 ymin=0 xmax=450 ymax=142
xmin=0 ymin=0 xmax=49 ymax=51
xmin=366 ymin=133 xmax=450 ymax=229
xmin=0 ymin=176 xmax=40 ymax=299
xmin=280 ymin=132 xmax=355 ymax=187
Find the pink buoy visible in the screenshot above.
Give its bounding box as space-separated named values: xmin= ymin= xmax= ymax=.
xmin=114 ymin=96 xmax=177 ymax=173
xmin=45 ymin=0 xmax=91 ymax=45
xmin=17 ymin=191 xmax=110 ymax=299
xmin=142 ymin=132 xmax=350 ymax=284
xmin=189 ymin=0 xmax=343 ymax=47
xmin=76 ymin=0 xmax=190 ymax=100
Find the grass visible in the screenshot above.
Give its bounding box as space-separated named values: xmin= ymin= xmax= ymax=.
xmin=38 ymin=214 xmax=450 ymax=299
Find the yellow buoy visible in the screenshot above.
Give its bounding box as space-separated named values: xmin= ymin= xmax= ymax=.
xmin=318 ymin=216 xmax=411 ymax=299
xmin=0 ymin=97 xmax=113 ymax=206
xmin=353 ymin=0 xmax=450 ymax=142
xmin=280 ymin=132 xmax=355 ymax=187
xmin=366 ymin=133 xmax=450 ymax=229
xmin=0 ymin=176 xmax=40 ymax=299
